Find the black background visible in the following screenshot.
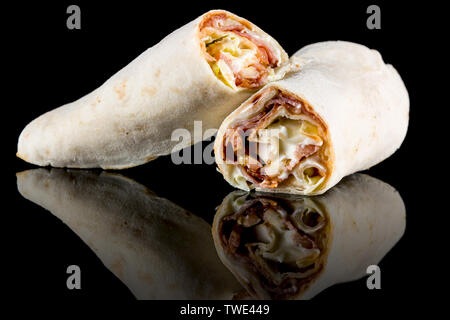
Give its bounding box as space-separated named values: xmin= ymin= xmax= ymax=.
xmin=2 ymin=0 xmax=441 ymax=303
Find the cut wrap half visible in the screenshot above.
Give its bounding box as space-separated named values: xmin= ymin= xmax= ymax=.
xmin=212 ymin=174 xmax=406 ymax=300
xmin=214 ymin=41 xmax=409 ymax=195
xmin=17 ymin=10 xmax=289 ymax=169
xmin=17 ymin=169 xmax=242 ymax=299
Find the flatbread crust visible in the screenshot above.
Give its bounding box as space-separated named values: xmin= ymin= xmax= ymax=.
xmin=17 ymin=10 xmax=288 ymax=169
xmin=214 ymin=41 xmax=409 ymax=195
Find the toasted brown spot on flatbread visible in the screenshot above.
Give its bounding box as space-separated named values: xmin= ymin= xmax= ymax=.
xmin=114 ymin=80 xmax=127 ymax=100
xmin=170 ymin=87 xmax=181 ymax=94
xmin=141 ymin=87 xmax=157 ymax=96
xmin=137 ymin=271 xmax=153 ymax=283
xmin=110 ymin=258 xmax=125 ymax=280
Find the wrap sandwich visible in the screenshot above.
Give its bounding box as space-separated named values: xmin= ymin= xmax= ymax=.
xmin=214 ymin=41 xmax=409 ymax=195
xmin=17 ymin=10 xmax=289 ymax=169
xmin=212 ymin=174 xmax=406 ymax=299
xmin=17 ymin=169 xmax=242 ymax=299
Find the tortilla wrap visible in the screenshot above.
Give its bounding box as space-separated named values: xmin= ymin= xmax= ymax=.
xmin=17 ymin=169 xmax=242 ymax=299
xmin=17 ymin=10 xmax=289 ymax=169
xmin=212 ymin=174 xmax=406 ymax=299
xmin=214 ymin=41 xmax=409 ymax=195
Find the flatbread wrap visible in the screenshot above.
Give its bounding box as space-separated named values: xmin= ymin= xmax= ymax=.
xmin=17 ymin=10 xmax=289 ymax=169
xmin=212 ymin=174 xmax=406 ymax=299
xmin=214 ymin=41 xmax=409 ymax=195
xmin=17 ymin=169 xmax=242 ymax=299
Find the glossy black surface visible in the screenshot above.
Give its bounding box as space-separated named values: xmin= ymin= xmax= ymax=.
xmin=4 ymin=1 xmax=434 ymax=300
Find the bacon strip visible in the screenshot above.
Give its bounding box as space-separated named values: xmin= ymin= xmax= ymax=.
xmin=201 ymin=14 xmax=280 ymax=88
xmin=223 ymin=92 xmax=322 ymax=188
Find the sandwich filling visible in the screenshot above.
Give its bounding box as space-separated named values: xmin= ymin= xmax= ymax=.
xmin=222 ymin=88 xmax=330 ymax=193
xmin=219 ymin=194 xmax=328 ymax=299
xmin=200 ymin=13 xmax=284 ymax=89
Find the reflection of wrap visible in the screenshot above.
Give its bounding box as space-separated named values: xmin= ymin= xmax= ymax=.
xmin=17 ymin=169 xmax=242 ymax=299
xmin=214 ymin=41 xmax=409 ymax=195
xmin=17 ymin=10 xmax=289 ymax=169
xmin=212 ymin=174 xmax=406 ymax=300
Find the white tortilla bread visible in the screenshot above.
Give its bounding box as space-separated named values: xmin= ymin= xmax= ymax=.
xmin=214 ymin=41 xmax=409 ymax=195
xmin=17 ymin=10 xmax=288 ymax=169
xmin=17 ymin=169 xmax=242 ymax=299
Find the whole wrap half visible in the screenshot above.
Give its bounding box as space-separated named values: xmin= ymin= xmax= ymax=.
xmin=214 ymin=41 xmax=409 ymax=195
xmin=17 ymin=169 xmax=242 ymax=299
xmin=17 ymin=10 xmax=289 ymax=169
xmin=212 ymin=174 xmax=406 ymax=300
